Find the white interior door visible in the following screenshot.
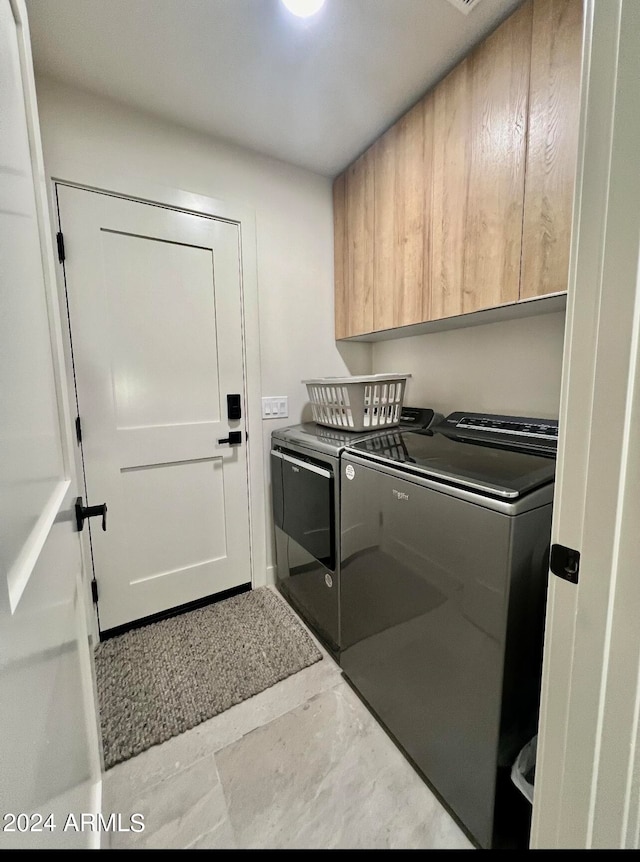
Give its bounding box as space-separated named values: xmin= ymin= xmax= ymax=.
xmin=0 ymin=0 xmax=100 ymax=847
xmin=56 ymin=186 xmax=252 ymax=632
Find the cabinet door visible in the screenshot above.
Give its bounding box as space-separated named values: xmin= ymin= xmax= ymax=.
xmin=432 ymin=58 xmax=473 ymax=320
xmin=432 ymin=1 xmax=532 ymax=318
xmin=334 ymin=150 xmax=375 ymax=338
xmin=373 ymin=95 xmax=434 ymax=331
xmin=464 ymin=0 xmax=533 ymax=312
xmin=520 ymin=0 xmax=583 ymax=300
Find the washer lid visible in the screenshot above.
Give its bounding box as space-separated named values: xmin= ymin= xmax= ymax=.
xmin=347 ymin=429 xmax=556 ymax=499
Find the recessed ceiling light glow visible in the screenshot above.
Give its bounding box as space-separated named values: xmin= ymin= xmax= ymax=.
xmin=281 ymin=0 xmax=326 ymax=19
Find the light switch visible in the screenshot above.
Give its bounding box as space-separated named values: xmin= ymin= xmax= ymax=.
xmin=262 ymin=396 xmax=289 ymax=419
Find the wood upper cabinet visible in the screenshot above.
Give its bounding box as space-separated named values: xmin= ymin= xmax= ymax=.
xmin=520 ymin=0 xmax=583 ymax=300
xmin=335 ymin=100 xmax=432 ymax=338
xmin=373 ymin=95 xmax=434 ymax=331
xmin=334 ymin=149 xmax=375 ymax=339
xmin=465 ymin=2 xmax=533 ymax=311
xmin=333 ymin=171 xmax=348 ymax=339
xmin=431 ymin=57 xmax=473 ymax=320
xmin=432 ymin=1 xmax=532 ymax=318
xmin=333 ymin=0 xmax=582 ymax=340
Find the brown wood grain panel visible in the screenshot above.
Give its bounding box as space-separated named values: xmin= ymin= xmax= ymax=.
xmin=521 ymin=0 xmax=583 ymax=299
xmin=373 ymin=97 xmax=432 ymax=331
xmin=333 ymin=172 xmax=348 ymax=339
xmin=463 ymin=0 xmax=532 ymax=313
xmin=372 ymin=126 xmax=396 ymax=330
xmin=345 ymin=149 xmax=375 ymax=336
xmin=431 ymin=58 xmax=473 ymax=320
xmin=420 ymin=94 xmax=435 ymax=323
xmin=397 ymin=97 xmax=431 ymax=327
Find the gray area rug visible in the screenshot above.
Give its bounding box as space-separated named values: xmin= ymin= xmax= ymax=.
xmin=95 ymin=587 xmax=322 ymax=770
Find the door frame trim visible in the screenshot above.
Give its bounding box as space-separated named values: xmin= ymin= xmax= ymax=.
xmin=48 ymin=174 xmax=266 ymax=640
xmin=532 ymin=0 xmax=640 ymax=847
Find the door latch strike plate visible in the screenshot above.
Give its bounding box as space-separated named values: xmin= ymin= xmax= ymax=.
xmin=550 ymin=543 xmax=580 ymax=584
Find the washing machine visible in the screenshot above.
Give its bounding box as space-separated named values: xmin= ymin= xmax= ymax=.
xmin=340 ymin=411 xmax=558 ymax=849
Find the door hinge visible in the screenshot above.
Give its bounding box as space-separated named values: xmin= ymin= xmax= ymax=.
xmin=91 ymin=579 xmax=99 ymax=604
xmin=75 ymin=416 xmax=82 ymax=445
xmin=550 ymin=543 xmax=580 ymax=585
xmin=56 ymin=231 xmax=66 ymax=263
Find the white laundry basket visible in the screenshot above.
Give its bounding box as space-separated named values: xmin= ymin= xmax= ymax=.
xmin=303 ymin=374 xmax=411 ymax=432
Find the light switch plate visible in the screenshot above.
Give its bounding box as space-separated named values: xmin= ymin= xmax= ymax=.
xmin=262 ymin=396 xmax=289 ymax=419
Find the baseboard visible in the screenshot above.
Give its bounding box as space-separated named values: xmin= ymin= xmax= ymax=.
xmin=265 ymin=565 xmax=276 ymax=586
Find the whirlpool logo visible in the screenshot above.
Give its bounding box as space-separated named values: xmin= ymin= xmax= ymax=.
xmin=392 ymin=489 xmax=409 ymax=501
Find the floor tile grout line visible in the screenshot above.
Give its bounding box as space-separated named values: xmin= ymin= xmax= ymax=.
xmin=210 ymin=747 xmax=240 ymax=850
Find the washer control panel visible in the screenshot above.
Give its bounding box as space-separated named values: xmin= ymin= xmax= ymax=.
xmin=438 ymin=412 xmax=558 ymax=456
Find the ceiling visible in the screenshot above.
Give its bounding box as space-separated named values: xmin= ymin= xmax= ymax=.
xmin=26 ymin=0 xmax=523 ymax=176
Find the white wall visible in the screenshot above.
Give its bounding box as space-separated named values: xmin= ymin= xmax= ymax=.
xmin=373 ymin=311 xmax=566 ymax=419
xmin=33 ymin=76 xmax=371 ymax=575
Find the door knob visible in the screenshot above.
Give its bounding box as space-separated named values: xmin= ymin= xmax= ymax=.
xmin=75 ymin=496 xmax=108 ymax=532
xmin=218 ymin=431 xmax=242 ymax=446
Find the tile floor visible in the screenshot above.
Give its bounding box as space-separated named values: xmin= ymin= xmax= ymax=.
xmin=101 ymin=590 xmax=473 ymax=850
